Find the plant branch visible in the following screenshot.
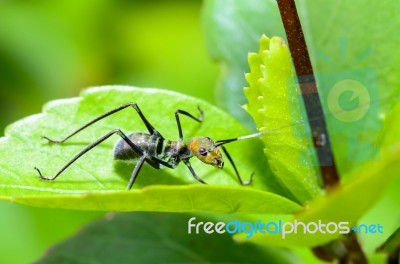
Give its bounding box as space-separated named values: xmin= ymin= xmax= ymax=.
xmin=276 ymin=1 xmax=366 ymax=263
xmin=276 ymin=0 xmax=339 ymax=188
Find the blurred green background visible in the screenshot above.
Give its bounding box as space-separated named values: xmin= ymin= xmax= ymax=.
xmin=0 ymin=1 xmax=219 ymax=263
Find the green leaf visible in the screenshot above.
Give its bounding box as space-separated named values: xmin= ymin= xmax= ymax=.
xmin=380 ymin=103 xmax=400 ymax=150
xmin=35 ymin=212 xmax=300 ymax=263
xmin=0 ymin=86 xmax=301 ymax=213
xmin=376 ymin=226 xmax=400 ymax=254
xmin=244 ymin=35 xmax=321 ymax=204
xmin=235 ymin=142 xmax=400 ymax=247
xmin=202 ymin=0 xmax=285 ymax=127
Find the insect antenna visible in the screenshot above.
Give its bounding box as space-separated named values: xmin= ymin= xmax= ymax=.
xmin=215 ymin=132 xmax=264 ymax=147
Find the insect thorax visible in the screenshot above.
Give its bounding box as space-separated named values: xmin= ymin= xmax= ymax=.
xmin=162 ymin=139 xmax=192 ymax=166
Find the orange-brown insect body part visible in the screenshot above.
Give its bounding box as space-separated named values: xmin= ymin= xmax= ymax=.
xmin=189 ymin=137 xmax=224 ymax=169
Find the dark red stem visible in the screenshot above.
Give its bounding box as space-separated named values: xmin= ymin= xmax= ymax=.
xmin=276 ymin=0 xmax=339 ymax=188
xmin=276 ymin=1 xmax=367 ymax=263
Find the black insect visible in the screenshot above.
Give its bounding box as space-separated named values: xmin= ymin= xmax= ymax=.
xmin=34 ymin=103 xmax=261 ymax=189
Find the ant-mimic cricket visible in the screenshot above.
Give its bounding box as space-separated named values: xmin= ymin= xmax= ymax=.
xmin=34 ymin=102 xmax=262 ymax=189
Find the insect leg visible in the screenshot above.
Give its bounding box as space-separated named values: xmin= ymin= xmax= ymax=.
xmin=221 ymin=145 xmax=254 ymax=185
xmin=175 ymin=106 xmax=203 ymax=139
xmin=131 ymin=103 xmax=161 ymax=136
xmin=183 ymin=160 xmax=207 ymax=184
xmin=149 ymin=157 xmax=175 ymax=169
xmin=43 ymin=102 xmax=162 ymax=143
xmin=35 ymin=129 xmax=143 ymax=181
xmin=127 ymin=154 xmax=147 ymax=190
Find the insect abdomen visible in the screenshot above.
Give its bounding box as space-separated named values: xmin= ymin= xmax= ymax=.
xmin=114 ymin=132 xmax=155 ymax=161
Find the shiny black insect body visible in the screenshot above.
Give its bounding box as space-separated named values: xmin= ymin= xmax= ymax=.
xmin=34 ymin=103 xmax=257 ymax=189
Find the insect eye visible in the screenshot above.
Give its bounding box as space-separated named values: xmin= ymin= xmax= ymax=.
xmin=198 ymin=147 xmax=207 ymax=156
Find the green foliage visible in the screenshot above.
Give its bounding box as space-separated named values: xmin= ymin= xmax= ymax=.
xmin=216 ymin=1 xmax=400 ymax=258
xmin=0 ymin=86 xmax=300 ymax=214
xmin=376 ymin=226 xmax=400 ymax=254
xmin=202 ymin=0 xmax=285 ymax=128
xmin=0 ymin=2 xmax=220 ymax=263
xmin=0 ymin=0 xmax=217 ymax=136
xmin=203 ymin=0 xmax=400 ymax=132
xmin=244 ymin=35 xmax=321 ymax=204
xmin=1 ymin=0 xmax=400 ymax=263
xmin=237 ymin=31 xmax=400 ymax=247
xmin=236 ymin=142 xmax=400 ymax=246
xmin=35 ymin=212 xmax=300 ymax=264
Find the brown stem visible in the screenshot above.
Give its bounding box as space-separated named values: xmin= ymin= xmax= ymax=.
xmin=276 ymin=0 xmax=366 ymax=263
xmin=276 ymin=0 xmax=339 ymax=188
